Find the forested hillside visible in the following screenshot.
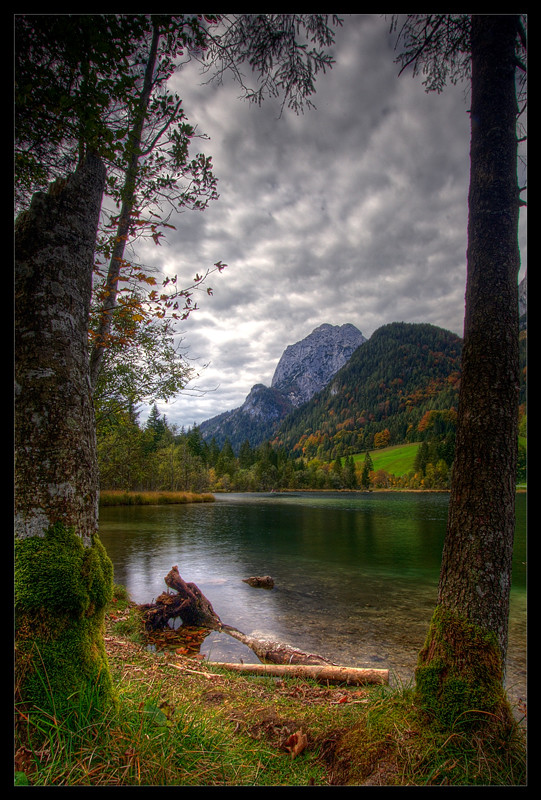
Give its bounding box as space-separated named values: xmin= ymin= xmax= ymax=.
xmin=96 ymin=321 xmax=527 ymax=494
xmin=199 ymin=323 xmax=366 ymax=450
xmin=273 ymin=322 xmax=462 ymax=460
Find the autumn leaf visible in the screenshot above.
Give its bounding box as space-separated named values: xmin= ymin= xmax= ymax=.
xmin=283 ymin=730 xmax=308 ymax=759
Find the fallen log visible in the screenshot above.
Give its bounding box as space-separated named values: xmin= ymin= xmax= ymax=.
xmin=209 ymin=662 xmax=389 ymax=686
xmin=138 ymin=567 xmax=386 ymax=675
xmin=220 ymin=624 xmax=335 ymax=666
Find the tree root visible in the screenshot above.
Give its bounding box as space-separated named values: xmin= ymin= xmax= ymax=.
xmin=139 ymin=566 xmax=345 ymax=667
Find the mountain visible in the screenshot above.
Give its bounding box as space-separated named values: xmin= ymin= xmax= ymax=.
xmin=199 ymin=384 xmax=295 ymax=451
xmin=273 ymin=322 xmax=463 ymax=459
xmin=199 ymin=323 xmax=366 ymax=450
xmin=271 ymin=323 xmax=367 ymax=406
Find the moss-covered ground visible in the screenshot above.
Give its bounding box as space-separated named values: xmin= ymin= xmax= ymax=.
xmin=14 ymin=585 xmax=527 ymax=787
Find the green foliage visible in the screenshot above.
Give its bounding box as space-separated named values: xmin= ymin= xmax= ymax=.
xmin=97 ymin=399 xmax=527 ymax=494
xmin=275 ymin=323 xmax=462 ymax=460
xmin=92 ymin=309 xmax=198 ymax=424
xmin=15 ymin=14 xmax=149 ymax=207
xmin=360 ymin=451 xmax=373 ymax=489
xmin=390 ymin=14 xmax=472 ymax=94
xmin=16 ymin=633 xmax=526 ymax=786
xmin=15 ymin=15 xmax=216 ymax=210
xmin=203 ymin=15 xmax=342 ymax=113
xmin=95 ymin=315 xmax=526 ymax=494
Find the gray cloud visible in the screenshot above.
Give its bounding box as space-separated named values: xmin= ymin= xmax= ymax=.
xmin=136 ymin=15 xmax=526 ymax=430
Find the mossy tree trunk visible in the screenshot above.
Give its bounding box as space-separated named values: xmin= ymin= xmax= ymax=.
xmin=415 ymin=15 xmax=523 ymax=727
xmin=15 ymin=153 xmax=115 ymax=723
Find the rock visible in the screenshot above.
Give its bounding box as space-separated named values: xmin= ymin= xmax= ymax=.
xmin=242 ymin=575 xmax=275 ymax=589
xmin=271 ymin=323 xmax=366 ymax=407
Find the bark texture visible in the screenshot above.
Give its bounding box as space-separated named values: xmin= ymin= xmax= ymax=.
xmin=437 ymin=14 xmax=521 ymax=662
xmin=416 ymin=15 xmax=522 ymax=727
xmin=220 ymin=625 xmax=335 ymax=666
xmin=211 ymin=662 xmax=389 ymax=686
xmin=15 ymin=154 xmax=106 ymax=544
xmin=14 ymin=155 xmax=115 ymax=723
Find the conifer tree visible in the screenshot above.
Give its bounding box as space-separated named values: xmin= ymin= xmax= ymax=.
xmin=360 ymin=451 xmax=374 ymax=489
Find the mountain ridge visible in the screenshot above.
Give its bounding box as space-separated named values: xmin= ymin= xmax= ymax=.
xmin=198 ymin=273 xmax=526 ymax=456
xmin=199 ymin=322 xmax=366 ymax=450
xmin=273 ymin=321 xmax=463 ymax=459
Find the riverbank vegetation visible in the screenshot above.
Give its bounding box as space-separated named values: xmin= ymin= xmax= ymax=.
xmin=99 ymin=490 xmax=215 ymax=507
xmin=14 ymin=584 xmax=526 ymax=787
xmin=98 ymin=404 xmax=527 ymax=494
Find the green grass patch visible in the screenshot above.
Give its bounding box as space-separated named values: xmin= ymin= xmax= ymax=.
xmin=353 ymin=443 xmax=420 ymax=478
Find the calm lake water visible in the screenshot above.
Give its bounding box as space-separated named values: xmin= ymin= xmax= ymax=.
xmin=98 ymin=491 xmax=526 ymax=708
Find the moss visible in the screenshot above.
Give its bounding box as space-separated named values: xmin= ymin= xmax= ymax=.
xmin=15 ymin=523 xmax=115 ymax=719
xmin=415 ymin=605 xmax=512 ymax=729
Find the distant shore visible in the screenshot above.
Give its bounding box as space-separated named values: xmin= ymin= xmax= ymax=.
xmin=99 ymin=486 xmax=526 ymax=506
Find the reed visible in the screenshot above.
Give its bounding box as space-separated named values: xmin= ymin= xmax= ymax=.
xmin=99 ymin=491 xmax=215 ymax=507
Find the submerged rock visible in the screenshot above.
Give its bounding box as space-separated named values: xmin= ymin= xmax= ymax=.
xmin=242 ymin=575 xmax=275 ymax=589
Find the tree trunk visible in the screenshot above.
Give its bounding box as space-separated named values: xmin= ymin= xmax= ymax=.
xmin=415 ymin=15 xmax=522 ymax=728
xmin=15 ymin=154 xmax=115 ymax=723
xmin=89 ymin=23 xmax=160 ymax=393
xmin=220 ymin=625 xmax=336 ymax=666
xmin=15 ymin=156 xmax=105 ymax=542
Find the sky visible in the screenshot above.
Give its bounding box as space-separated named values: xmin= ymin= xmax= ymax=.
xmin=134 ymin=14 xmax=527 ymax=432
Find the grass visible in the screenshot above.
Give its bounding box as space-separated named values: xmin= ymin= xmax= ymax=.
xmin=353 ymin=443 xmax=420 ymax=478
xmin=14 ymin=585 xmax=527 ymax=787
xmin=353 ymin=442 xmax=527 ymax=491
xmin=99 ymin=490 xmax=215 ymax=507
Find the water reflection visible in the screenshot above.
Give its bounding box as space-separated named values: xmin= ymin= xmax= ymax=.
xmin=99 ymin=491 xmax=526 ymax=707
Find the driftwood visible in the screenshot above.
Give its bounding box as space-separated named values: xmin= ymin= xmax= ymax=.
xmin=220 ymin=624 xmax=335 ymax=666
xmin=140 ymin=566 xmax=222 ymax=631
xmin=210 ymin=662 xmax=389 ymax=686
xmin=139 ymin=566 xmax=379 ymax=671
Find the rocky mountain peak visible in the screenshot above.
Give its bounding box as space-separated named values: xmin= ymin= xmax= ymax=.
xmin=271 ymin=322 xmax=366 ymax=407
xmin=199 ymin=322 xmax=366 ymax=450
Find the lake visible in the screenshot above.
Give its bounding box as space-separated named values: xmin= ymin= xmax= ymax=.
xmin=98 ymin=491 xmax=526 ymax=709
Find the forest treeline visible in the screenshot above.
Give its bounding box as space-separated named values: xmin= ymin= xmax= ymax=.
xmin=97 ymin=322 xmax=526 ymax=494
xmin=97 ymin=402 xmax=527 ymax=494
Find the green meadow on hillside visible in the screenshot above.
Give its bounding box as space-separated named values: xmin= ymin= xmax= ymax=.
xmin=352 ymin=442 xmax=420 ymax=478
xmin=351 ymin=439 xmax=526 ymax=488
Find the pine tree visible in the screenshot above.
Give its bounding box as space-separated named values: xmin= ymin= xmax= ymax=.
xmin=360 ymin=451 xmax=374 ymax=489
xmin=344 ymin=455 xmax=357 ymax=489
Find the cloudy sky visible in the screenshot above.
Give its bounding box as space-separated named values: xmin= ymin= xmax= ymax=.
xmin=134 ymin=14 xmax=527 ymax=431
